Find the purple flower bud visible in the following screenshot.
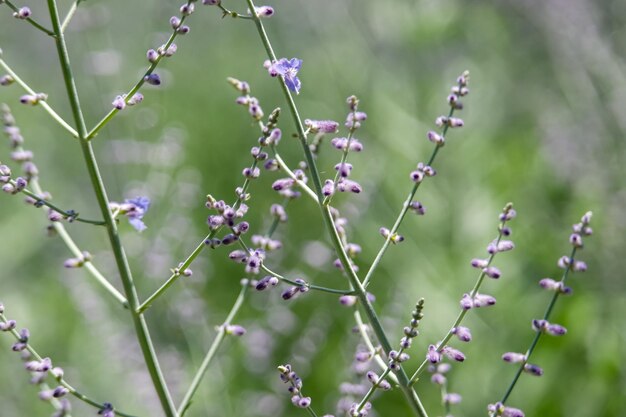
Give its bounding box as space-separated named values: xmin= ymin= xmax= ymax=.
xmin=221 ymin=234 xmax=239 ymax=246
xmin=471 ymin=258 xmax=489 ymax=268
xmin=400 ymin=336 xmax=412 ymax=349
xmin=53 ymin=386 xmax=69 ymax=398
xmin=502 ymin=352 xmax=526 ymax=363
xmin=488 ymin=403 xmax=525 ymax=417
xmin=242 ymin=166 xmax=261 ymax=179
xmin=573 ymin=260 xmax=587 ymax=272
xmin=147 ymin=49 xmax=159 ymax=63
xmin=483 ymin=266 xmax=501 ymax=279
xmin=304 ymin=119 xmax=339 ymax=133
xmin=203 ymin=0 xmax=221 ymax=5
xmin=267 ymin=128 xmax=282 ymax=145
xmin=336 ymin=179 xmax=362 ymax=193
xmin=557 ymin=255 xmax=571 ymax=269
xmin=410 ymin=169 xmax=424 ymax=183
xmin=460 ymin=293 xmax=473 ymax=310
xmin=294 ymin=396 xmax=311 ymax=408
xmin=473 ymin=293 xmax=496 ymax=308
xmin=443 ymin=346 xmax=465 ymax=362
xmin=180 ymin=2 xmax=195 ymax=15
xmin=444 ymin=393 xmax=462 ymax=405
xmin=366 ymin=371 xmax=378 ymax=383
xmin=225 ymin=324 xmax=246 ymax=336
xmin=355 ymin=351 xmax=371 ymax=362
xmin=452 ymin=326 xmax=472 ymax=342
xmin=569 ymin=233 xmax=583 ymax=248
xmin=0 ymin=320 xmax=17 ymax=331
xmin=127 ymin=92 xmax=143 ymax=106
xmin=0 ymin=74 xmax=15 ymax=86
xmin=427 ymin=131 xmax=444 ymax=145
xmin=334 ymin=162 xmax=353 ymax=178
xmin=546 ymin=323 xmax=567 ymax=336
xmin=496 ymin=240 xmax=515 ymax=252
xmin=448 ymin=117 xmax=464 ymax=127
xmin=409 ymin=201 xmax=425 ymax=215
xmin=14 ymin=7 xmax=32 ymax=19
xmin=431 ymin=373 xmax=446 ymax=385
xmin=254 ymin=6 xmax=274 ymax=18
xmin=378 ymin=379 xmax=391 ymax=391
xmin=281 ymin=286 xmax=300 ymax=300
xmin=144 ymin=73 xmax=161 ymax=85
xmin=523 ymin=363 xmax=543 ymax=376
xmin=426 ymin=345 xmax=441 ymax=363
xmin=322 ymin=179 xmax=334 ymax=197
xmin=272 ymin=178 xmax=295 ymax=191
xmin=379 ymin=227 xmax=390 ymax=239
xmin=228 ymin=250 xmax=248 ymax=263
xmin=112 ymin=95 xmax=126 ymax=110
xmin=339 ymin=295 xmax=357 ymax=306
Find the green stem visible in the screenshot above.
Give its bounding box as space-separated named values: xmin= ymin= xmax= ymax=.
xmin=60 ymin=0 xmax=84 ymax=33
xmin=353 ymin=310 xmax=399 ymax=385
xmin=46 ymin=1 xmax=177 ymax=415
xmin=18 ymin=186 xmax=106 ymax=225
xmin=242 ymin=3 xmax=428 ymax=416
xmin=0 ymin=313 xmax=136 ymax=417
xmin=499 ymin=247 xmax=577 ymax=405
xmin=3 ymin=0 xmax=55 ymax=36
xmin=362 ymin=107 xmax=453 ymax=289
xmin=409 ymin=220 xmax=507 ymax=384
xmin=177 ymin=284 xmax=249 ymax=416
xmin=0 ymin=57 xmax=79 ymax=137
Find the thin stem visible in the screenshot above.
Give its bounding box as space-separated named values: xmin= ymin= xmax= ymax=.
xmin=242 ymin=3 xmax=428 ymax=416
xmin=362 ymin=107 xmax=454 ymax=288
xmin=0 ymin=57 xmax=79 ymax=137
xmin=46 ymin=1 xmax=177 ymax=415
xmin=2 ymin=1 xmax=55 ymax=36
xmin=29 ymin=179 xmax=129 ymax=307
xmin=60 ymin=0 xmax=84 ymax=33
xmin=217 ymin=3 xmax=253 ymax=19
xmin=177 ymin=284 xmax=249 ymax=416
xmin=499 ymin=247 xmax=578 ymax=405
xmin=0 ymin=313 xmax=136 ymax=417
xmin=271 ymin=149 xmax=319 ymax=202
xmin=86 ymin=1 xmax=193 ymax=140
xmin=353 ymin=310 xmax=399 ymax=385
xmin=18 ymin=186 xmax=106 ymax=225
xmin=410 ymin=218 xmax=508 ymax=384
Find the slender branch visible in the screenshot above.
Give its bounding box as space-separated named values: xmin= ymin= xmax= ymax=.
xmin=0 ymin=57 xmax=79 ymax=137
xmin=2 ymin=0 xmax=55 ymax=36
xmin=241 ymin=3 xmax=428 ymax=416
xmin=46 ymin=1 xmax=178 ymax=415
xmin=409 ymin=214 xmax=509 ymax=384
xmin=499 ymin=247 xmax=577 ymax=404
xmin=177 ymin=284 xmax=249 ymax=416
xmin=0 ymin=313 xmax=136 ymax=417
xmin=362 ymin=107 xmax=453 ymax=289
xmin=86 ymin=1 xmax=194 ymax=140
xmin=17 ymin=186 xmax=106 ymax=225
xmin=271 ymin=149 xmax=319 ymax=202
xmin=60 ymin=0 xmax=85 ymax=33
xmin=353 ymin=310 xmax=399 ymax=385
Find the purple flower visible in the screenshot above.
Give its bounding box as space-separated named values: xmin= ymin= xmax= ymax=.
xmin=269 ymin=58 xmax=302 ymax=94
xmin=122 ymin=197 xmax=150 ymax=232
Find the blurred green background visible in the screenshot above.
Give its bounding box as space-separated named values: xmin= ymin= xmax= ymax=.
xmin=0 ymin=0 xmax=625 ymax=416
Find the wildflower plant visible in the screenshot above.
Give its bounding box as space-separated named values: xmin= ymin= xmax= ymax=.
xmin=0 ymin=1 xmax=598 ymax=417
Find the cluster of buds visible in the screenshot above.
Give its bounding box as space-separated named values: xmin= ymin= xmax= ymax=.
xmin=20 ymin=92 xmax=48 ymax=106
xmin=409 ymin=162 xmax=436 ymax=184
xmin=13 ymin=7 xmax=32 ymax=19
xmin=280 ymin=278 xmax=309 ymax=301
xmin=230 ymin=77 xmax=265 ymax=120
xmin=488 ymin=402 xmax=525 ymax=417
xmin=1 ymin=304 xmax=71 ymax=414
xmin=63 ymin=251 xmax=93 ymax=269
xmin=278 ymin=364 xmax=311 ymax=409
xmin=205 ymin=194 xmax=249 ymax=247
xmin=228 ymin=248 xmax=264 ymax=274
xmin=378 ymin=226 xmax=404 ymax=244
xmin=111 ymin=92 xmax=144 ymax=111
xmin=272 ymin=171 xmax=305 ymax=199
xmin=425 ymin=344 xmax=465 ymax=364
xmin=328 ymin=208 xmax=361 ymax=273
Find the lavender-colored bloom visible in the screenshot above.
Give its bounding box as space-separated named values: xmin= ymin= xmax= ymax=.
xmin=488 ymin=403 xmax=525 ymax=417
xmin=427 ymin=131 xmax=444 ymax=145
xmin=322 ymin=179 xmax=334 ymax=197
xmin=523 ymin=363 xmax=543 ymax=376
xmin=272 ymin=178 xmax=295 ymax=191
xmin=147 ymin=48 xmax=159 ymax=63
xmin=98 ymin=403 xmax=115 ymax=417
xmin=502 ymin=352 xmax=526 ymax=363
xmin=334 ymin=162 xmax=353 ymax=178
xmin=14 ymin=7 xmax=32 ymax=19
xmin=483 ymin=266 xmax=501 ymax=279
xmin=409 ymin=201 xmax=426 ymax=215
xmin=269 ymin=58 xmax=302 ymax=94
xmin=255 ymin=275 xmax=279 ymax=291
xmin=573 ymin=260 xmax=587 ymax=272
xmin=228 ymin=250 xmax=248 ymax=263
xmin=336 ymin=178 xmax=362 ymax=193
xmin=127 ymin=92 xmax=144 ymax=105
xmin=112 ymin=95 xmax=126 ymax=110
xmin=460 ymin=293 xmax=473 ymax=310
xmin=426 ymin=344 xmax=441 ymax=363
xmin=355 ymin=351 xmax=371 ymax=362
xmin=471 ymin=258 xmax=489 ymax=268
xmin=122 ymin=197 xmax=150 ymax=232
xmin=339 ymin=295 xmax=357 ymax=306
xmin=292 ymin=396 xmax=311 ymax=408
xmin=410 ymin=169 xmax=424 ymax=183
xmin=0 ymin=320 xmax=17 ymax=331
xmin=144 ymin=73 xmax=161 ymax=85
xmin=496 ymin=240 xmax=515 ymax=252
xmin=304 ymin=119 xmax=339 ymax=133
xmin=443 ymin=346 xmax=465 ymax=362
xmin=473 ymin=293 xmax=496 ymax=308
xmin=254 ymin=6 xmax=275 ymax=18
xmin=444 ymin=393 xmax=462 ymax=405
xmin=0 ymin=74 xmax=15 ymax=86
xmin=452 ymin=326 xmax=472 ymax=342
xmin=431 ymin=373 xmax=446 ymax=385
xmin=225 ymin=324 xmax=246 ymax=336
xmin=546 ymin=323 xmax=567 ymax=336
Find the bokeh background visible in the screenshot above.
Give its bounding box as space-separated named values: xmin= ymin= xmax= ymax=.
xmin=0 ymin=0 xmax=625 ymax=416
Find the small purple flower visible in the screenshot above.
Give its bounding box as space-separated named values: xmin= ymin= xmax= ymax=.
xmin=269 ymin=58 xmax=302 ymax=94
xmin=122 ymin=197 xmax=150 ymax=232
